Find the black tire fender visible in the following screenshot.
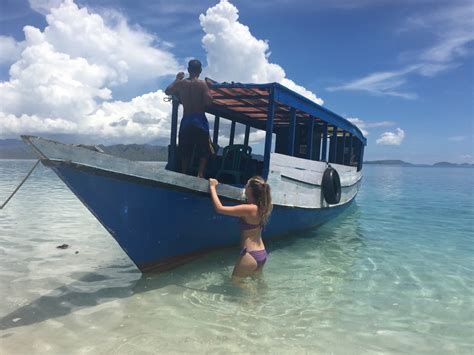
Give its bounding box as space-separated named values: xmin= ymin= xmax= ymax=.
xmin=322 ymin=166 xmax=341 ymax=204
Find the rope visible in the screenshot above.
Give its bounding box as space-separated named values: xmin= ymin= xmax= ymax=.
xmin=0 ymin=159 xmax=41 ymax=209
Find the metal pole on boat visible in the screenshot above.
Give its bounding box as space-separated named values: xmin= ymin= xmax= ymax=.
xmin=213 ymin=115 xmax=220 ymax=146
xmin=262 ymin=86 xmax=275 ymax=180
xmin=321 ymin=123 xmax=328 ymax=162
xmin=244 ymin=125 xmax=250 ymax=147
xmin=306 ymin=117 xmax=314 ymax=160
xmin=169 ymin=97 xmax=179 ymax=171
xmin=229 ymin=121 xmax=236 ymax=145
xmin=288 ymin=108 xmax=296 ymax=156
xmin=342 ymin=132 xmax=347 ymax=165
xmin=349 ymin=134 xmax=354 ymax=165
xmin=330 ymin=126 xmax=337 ymax=163
xmin=358 ymin=144 xmax=365 ymax=171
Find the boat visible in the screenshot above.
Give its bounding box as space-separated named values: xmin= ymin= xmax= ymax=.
xmin=21 ymin=79 xmax=366 ymax=272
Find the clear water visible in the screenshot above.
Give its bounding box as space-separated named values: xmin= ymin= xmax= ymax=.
xmin=0 ymin=160 xmax=472 ymax=354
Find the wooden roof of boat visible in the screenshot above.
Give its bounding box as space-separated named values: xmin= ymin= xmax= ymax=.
xmin=205 ymin=78 xmax=366 ymax=144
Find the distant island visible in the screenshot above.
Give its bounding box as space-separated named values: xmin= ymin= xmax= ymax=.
xmin=1 ymin=139 xmax=473 ymax=167
xmin=364 ymin=159 xmax=415 ymax=166
xmin=364 ymin=159 xmax=473 ymax=168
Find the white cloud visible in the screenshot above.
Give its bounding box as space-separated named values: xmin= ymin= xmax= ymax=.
xmin=83 ymin=90 xmax=173 ymax=143
xmin=28 ymin=0 xmax=63 ymax=15
xmin=366 ymin=120 xmax=396 ymax=128
xmin=2 ymin=30 xmax=112 ymax=119
xmin=328 ymin=3 xmax=474 ymax=99
xmin=199 ymin=0 xmax=323 ymax=105
xmin=448 ymin=135 xmax=465 ymax=142
xmin=376 ymin=128 xmax=405 ymax=145
xmin=0 ymin=112 xmax=78 ymax=135
xmin=327 ymin=66 xmax=419 ymax=99
xmin=347 ymin=118 xmax=369 ymax=137
xmin=460 ymin=154 xmax=473 ymax=164
xmin=41 ymin=1 xmax=179 ymax=86
xmin=347 ymin=117 xmax=396 ymax=137
xmin=1 ymin=90 xmax=173 ymax=144
xmin=404 ymin=3 xmax=474 ymax=65
xmin=0 ymin=36 xmax=24 ymax=65
xmin=0 ymin=0 xmax=180 ymax=142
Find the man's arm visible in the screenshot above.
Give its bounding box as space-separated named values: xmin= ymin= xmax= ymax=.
xmin=165 ymin=72 xmax=185 ymax=95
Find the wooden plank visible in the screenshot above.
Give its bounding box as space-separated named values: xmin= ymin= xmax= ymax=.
xmin=271 ymin=152 xmax=357 ymax=173
xmin=274 ymin=165 xmax=361 ymax=187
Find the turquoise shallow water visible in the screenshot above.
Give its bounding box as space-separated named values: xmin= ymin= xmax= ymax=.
xmin=0 ymin=160 xmax=473 ymax=354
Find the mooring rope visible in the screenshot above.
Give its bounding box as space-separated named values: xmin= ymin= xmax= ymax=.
xmin=0 ymin=159 xmax=41 ymax=209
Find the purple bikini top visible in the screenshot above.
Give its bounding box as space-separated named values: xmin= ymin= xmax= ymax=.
xmin=239 ymin=218 xmax=263 ymax=231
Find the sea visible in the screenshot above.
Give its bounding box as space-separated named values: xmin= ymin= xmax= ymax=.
xmin=0 ymin=159 xmax=472 ymax=354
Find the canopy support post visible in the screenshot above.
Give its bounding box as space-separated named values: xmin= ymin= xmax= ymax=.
xmin=262 ymin=86 xmax=275 ymax=180
xmin=288 ymin=108 xmax=296 ymax=156
xmin=168 ymin=98 xmax=179 ymax=171
xmin=306 ymin=117 xmax=314 ymax=160
xmin=244 ymin=125 xmax=250 ymax=147
xmin=229 ymin=120 xmax=236 ymax=145
xmin=330 ymin=126 xmax=338 ymax=163
xmin=321 ymin=122 xmax=328 ymax=162
xmin=213 ymin=115 xmax=220 ymax=146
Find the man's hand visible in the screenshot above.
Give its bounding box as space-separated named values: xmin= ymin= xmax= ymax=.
xmin=209 ymin=178 xmax=219 ymax=188
xmin=176 ymin=72 xmax=185 ymax=80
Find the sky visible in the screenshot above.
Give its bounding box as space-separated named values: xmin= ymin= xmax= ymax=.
xmin=0 ymin=0 xmax=472 ymax=164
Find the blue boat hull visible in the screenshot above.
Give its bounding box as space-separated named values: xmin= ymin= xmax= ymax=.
xmin=50 ymin=162 xmax=353 ymax=271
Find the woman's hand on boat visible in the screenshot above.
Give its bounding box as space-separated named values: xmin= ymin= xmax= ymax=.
xmin=209 ymin=178 xmax=219 ymax=188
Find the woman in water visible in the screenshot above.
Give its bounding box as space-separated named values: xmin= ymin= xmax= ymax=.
xmin=209 ymin=176 xmax=272 ymax=279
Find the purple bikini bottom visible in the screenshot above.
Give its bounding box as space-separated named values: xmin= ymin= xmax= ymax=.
xmin=240 ymin=247 xmax=268 ymax=267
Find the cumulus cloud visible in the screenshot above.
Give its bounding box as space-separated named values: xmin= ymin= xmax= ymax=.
xmin=85 ymin=91 xmax=172 ymax=142
xmin=0 ymin=36 xmax=24 ymax=65
xmin=376 ymin=128 xmax=405 ymax=145
xmin=0 ymin=0 xmax=180 ymax=142
xmin=199 ymin=0 xmax=323 ymax=105
xmin=1 ymin=90 xmax=173 ymax=144
xmin=0 ymin=112 xmax=78 ymax=135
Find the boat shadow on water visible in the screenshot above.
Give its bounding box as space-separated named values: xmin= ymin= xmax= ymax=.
xmin=0 ymin=203 xmax=363 ymax=332
xmin=0 ymin=260 xmax=259 ymax=331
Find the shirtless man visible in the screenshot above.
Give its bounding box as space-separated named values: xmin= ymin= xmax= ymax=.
xmin=165 ymin=59 xmax=213 ymax=178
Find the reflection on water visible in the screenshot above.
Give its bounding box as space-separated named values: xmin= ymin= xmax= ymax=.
xmin=0 ymin=160 xmax=473 ymax=354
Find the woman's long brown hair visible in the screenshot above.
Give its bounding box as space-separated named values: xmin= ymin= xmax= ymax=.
xmin=247 ymin=176 xmax=273 ymax=225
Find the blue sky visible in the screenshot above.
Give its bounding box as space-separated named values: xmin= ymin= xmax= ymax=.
xmin=0 ymin=0 xmax=472 ymax=163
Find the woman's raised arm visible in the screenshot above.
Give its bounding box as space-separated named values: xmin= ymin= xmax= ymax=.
xmin=209 ymin=178 xmax=256 ymax=217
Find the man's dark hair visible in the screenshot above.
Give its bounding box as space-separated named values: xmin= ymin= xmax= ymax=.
xmin=188 ymin=59 xmax=202 ymax=74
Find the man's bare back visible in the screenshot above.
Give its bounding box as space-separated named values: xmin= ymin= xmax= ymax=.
xmin=165 ymin=76 xmax=212 ymax=116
